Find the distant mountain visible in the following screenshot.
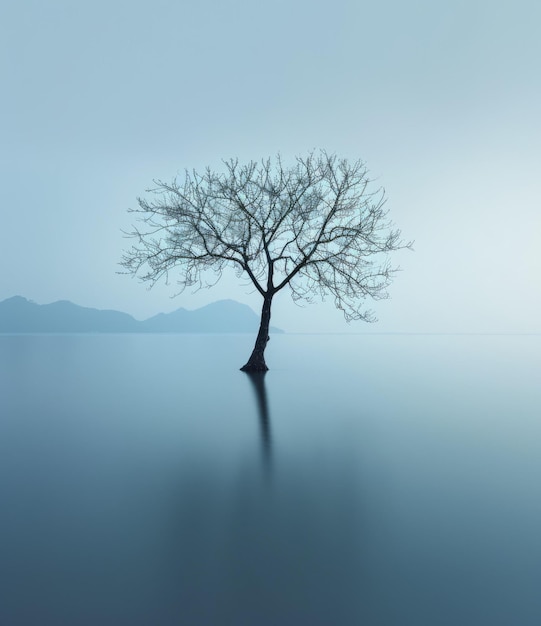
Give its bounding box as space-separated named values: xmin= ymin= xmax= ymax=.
xmin=0 ymin=296 xmax=283 ymax=334
xmin=141 ymin=300 xmax=280 ymax=333
xmin=0 ymin=296 xmax=139 ymax=333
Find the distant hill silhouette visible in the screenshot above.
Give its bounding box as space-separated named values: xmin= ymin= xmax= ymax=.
xmin=0 ymin=297 xmax=284 ymax=334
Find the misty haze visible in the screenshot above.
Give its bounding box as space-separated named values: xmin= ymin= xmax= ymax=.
xmin=2 ymin=0 xmax=541 ymax=623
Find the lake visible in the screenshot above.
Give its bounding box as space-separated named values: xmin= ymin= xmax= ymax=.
xmin=1 ymin=333 xmax=540 ymax=625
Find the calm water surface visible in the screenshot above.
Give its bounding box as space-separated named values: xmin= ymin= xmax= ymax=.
xmin=1 ymin=333 xmax=540 ymax=625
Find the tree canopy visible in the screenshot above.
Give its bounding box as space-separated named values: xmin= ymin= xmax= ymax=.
xmin=121 ymin=151 xmax=412 ymax=370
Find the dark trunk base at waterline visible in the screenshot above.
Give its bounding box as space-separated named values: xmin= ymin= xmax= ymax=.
xmin=240 ymin=361 xmax=269 ymax=372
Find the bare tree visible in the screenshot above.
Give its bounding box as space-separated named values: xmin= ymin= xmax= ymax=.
xmin=121 ymin=151 xmax=412 ymax=371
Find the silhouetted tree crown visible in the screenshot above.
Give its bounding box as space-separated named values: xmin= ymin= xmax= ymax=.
xmin=121 ymin=151 xmax=412 ymax=371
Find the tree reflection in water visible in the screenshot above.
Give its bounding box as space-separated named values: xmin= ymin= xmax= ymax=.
xmin=244 ymin=371 xmax=272 ymax=477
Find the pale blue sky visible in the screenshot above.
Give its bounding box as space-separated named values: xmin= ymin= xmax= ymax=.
xmin=2 ymin=0 xmax=540 ymax=332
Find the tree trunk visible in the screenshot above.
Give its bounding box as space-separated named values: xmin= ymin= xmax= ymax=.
xmin=240 ymin=295 xmax=273 ymax=372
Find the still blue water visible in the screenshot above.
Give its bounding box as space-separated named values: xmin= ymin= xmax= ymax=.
xmin=0 ymin=333 xmax=540 ymax=625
